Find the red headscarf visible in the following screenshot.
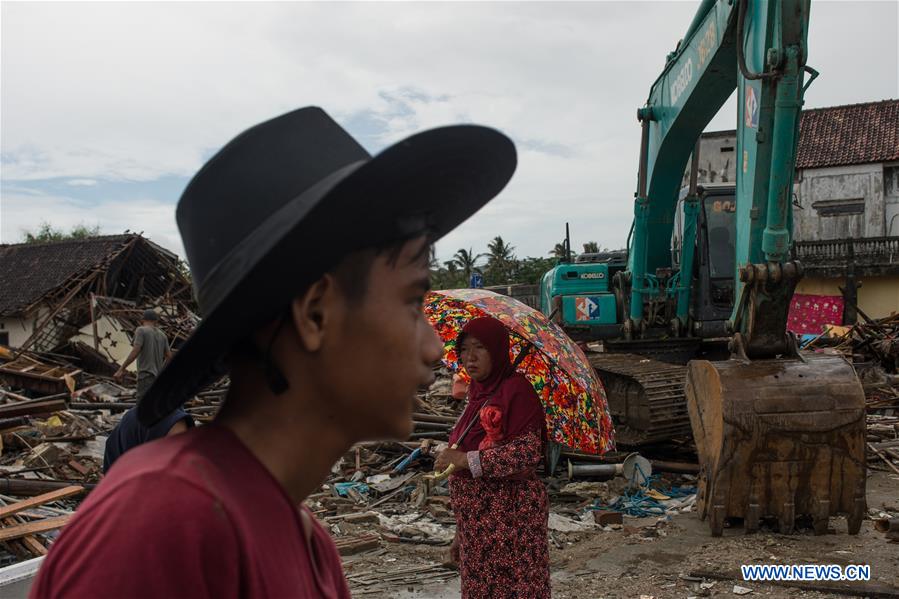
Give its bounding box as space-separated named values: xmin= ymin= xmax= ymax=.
xmin=448 ymin=317 xmax=545 ymax=459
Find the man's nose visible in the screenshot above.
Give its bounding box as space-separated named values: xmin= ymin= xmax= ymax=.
xmin=423 ymin=323 xmax=443 ymax=365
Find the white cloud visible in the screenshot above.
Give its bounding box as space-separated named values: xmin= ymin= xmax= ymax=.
xmin=66 ymin=179 xmax=99 ymax=187
xmin=0 ymin=187 xmax=184 ymax=258
xmin=2 ymin=1 xmax=896 ymax=261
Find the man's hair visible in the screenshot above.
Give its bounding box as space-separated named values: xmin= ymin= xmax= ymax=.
xmin=333 ymin=234 xmax=433 ymax=302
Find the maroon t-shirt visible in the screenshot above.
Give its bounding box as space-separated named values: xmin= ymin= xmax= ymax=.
xmin=31 ymin=425 xmax=351 ymax=598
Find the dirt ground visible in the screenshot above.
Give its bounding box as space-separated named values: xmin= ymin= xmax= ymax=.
xmin=339 ymin=471 xmax=899 ymax=599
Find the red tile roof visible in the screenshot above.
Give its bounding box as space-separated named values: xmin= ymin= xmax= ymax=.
xmin=796 ymin=99 xmax=899 ymax=169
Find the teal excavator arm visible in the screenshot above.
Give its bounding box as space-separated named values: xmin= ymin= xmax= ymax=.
xmin=627 ymin=0 xmax=813 ymax=358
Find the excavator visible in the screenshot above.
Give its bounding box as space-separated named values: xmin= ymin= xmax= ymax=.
xmin=541 ymin=0 xmax=866 ymax=535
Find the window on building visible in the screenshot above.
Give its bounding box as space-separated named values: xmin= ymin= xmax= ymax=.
xmin=812 ymin=198 xmax=865 ymax=217
xmin=0 ymin=332 xmax=9 ymax=347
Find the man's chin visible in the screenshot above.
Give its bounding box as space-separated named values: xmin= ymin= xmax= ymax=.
xmin=359 ymin=411 xmax=414 ymax=442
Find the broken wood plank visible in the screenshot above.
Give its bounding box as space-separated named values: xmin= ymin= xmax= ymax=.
xmin=1 ymin=517 xmax=46 ymax=556
xmin=868 ymin=442 xmax=899 ymax=476
xmin=333 ymin=534 xmax=380 ymax=556
xmin=0 ymin=486 xmax=84 ymax=519
xmin=67 ymin=460 xmax=90 ymax=476
xmin=0 ymin=397 xmax=67 ymax=419
xmin=0 ymin=514 xmax=71 ymax=543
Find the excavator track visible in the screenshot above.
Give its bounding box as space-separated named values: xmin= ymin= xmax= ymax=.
xmin=586 ymin=352 xmax=692 ymax=445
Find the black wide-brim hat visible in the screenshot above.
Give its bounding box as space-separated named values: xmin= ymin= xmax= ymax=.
xmin=138 ymin=106 xmax=516 ymax=425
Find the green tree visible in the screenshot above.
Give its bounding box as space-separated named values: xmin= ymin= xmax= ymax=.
xmin=23 ymin=222 xmax=101 ymax=243
xmin=451 ymin=248 xmax=486 ymax=284
xmin=516 ymin=256 xmax=558 ymax=285
xmin=582 ymin=241 xmax=600 ymax=254
xmin=550 ymin=242 xmax=569 ymax=259
xmin=486 ymin=236 xmax=516 ymax=284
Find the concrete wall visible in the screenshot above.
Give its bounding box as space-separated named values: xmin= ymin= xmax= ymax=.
xmin=690 ymin=133 xmax=894 ymax=243
xmin=883 ymin=164 xmax=899 ymax=237
xmin=795 ymin=275 xmax=899 ymax=320
xmin=0 ymin=317 xmax=35 ymax=348
xmin=684 ymin=132 xmax=738 ymax=187
xmin=794 ymin=163 xmax=885 ymax=241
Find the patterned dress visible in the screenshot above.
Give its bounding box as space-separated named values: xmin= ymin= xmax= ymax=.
xmin=449 ymin=429 xmax=550 ymax=599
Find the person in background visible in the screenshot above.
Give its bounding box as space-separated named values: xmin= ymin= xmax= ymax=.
xmin=435 ymin=316 xmax=550 ymax=599
xmin=103 ymin=308 xmax=189 ymax=472
xmin=102 ymin=406 xmax=192 ymax=472
xmin=113 ymin=309 xmax=171 ymax=399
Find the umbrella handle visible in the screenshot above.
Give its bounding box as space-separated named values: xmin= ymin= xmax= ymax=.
xmin=429 ymin=442 xmax=460 ymax=481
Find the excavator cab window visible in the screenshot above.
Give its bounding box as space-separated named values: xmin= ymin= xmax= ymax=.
xmin=697 ymin=192 xmax=736 ymax=312
xmin=704 ymin=196 xmax=736 ymax=280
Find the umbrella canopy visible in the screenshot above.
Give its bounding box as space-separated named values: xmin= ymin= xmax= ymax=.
xmin=425 ymin=289 xmax=615 ymax=455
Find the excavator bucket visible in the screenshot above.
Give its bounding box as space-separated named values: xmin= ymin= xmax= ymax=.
xmin=685 ymin=352 xmax=866 ymax=536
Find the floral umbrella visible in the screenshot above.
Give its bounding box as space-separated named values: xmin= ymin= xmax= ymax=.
xmin=425 ymin=289 xmax=615 ymax=455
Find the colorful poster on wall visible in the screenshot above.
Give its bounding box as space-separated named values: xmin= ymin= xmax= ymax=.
xmin=787 ymin=293 xmax=845 ymax=335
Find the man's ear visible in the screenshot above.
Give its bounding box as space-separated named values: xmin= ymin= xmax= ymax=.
xmin=289 ymin=274 xmax=339 ymax=352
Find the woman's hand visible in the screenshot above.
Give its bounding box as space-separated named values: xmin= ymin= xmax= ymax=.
xmin=434 ymin=448 xmax=469 ymax=473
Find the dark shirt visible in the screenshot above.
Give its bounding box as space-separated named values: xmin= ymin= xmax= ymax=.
xmin=32 ymin=425 xmax=351 ymax=599
xmin=102 ymin=406 xmax=193 ymax=472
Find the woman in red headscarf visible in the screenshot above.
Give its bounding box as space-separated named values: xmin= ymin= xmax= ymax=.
xmin=434 ymin=316 xmax=550 ymax=599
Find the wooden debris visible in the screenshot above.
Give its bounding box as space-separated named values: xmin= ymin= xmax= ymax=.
xmin=333 ymin=533 xmax=380 ymax=556
xmin=0 ymin=515 xmax=72 ymax=543
xmin=0 ymin=486 xmax=83 ymax=519
xmin=0 ymin=397 xmax=67 ymax=420
xmin=0 ymin=478 xmax=96 ymax=497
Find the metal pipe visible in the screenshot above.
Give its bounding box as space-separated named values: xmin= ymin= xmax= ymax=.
xmin=688 ymin=139 xmax=700 ymax=195
xmin=636 ymin=113 xmax=651 ymax=199
xmin=69 ymin=402 xmax=135 ymax=412
xmin=568 ymin=463 xmax=618 ymax=478
xmin=762 ymin=45 xmax=802 ymax=262
xmin=874 ymin=518 xmax=899 ymax=533
xmin=411 ymin=413 xmax=458 ymax=425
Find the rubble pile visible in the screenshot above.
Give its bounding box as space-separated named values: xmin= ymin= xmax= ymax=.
xmin=806 ymin=312 xmax=899 ymax=475
xmin=0 ymin=317 xmax=895 ymax=593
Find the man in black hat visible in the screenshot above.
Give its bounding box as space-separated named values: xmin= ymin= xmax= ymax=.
xmin=32 ymin=107 xmax=515 ymax=598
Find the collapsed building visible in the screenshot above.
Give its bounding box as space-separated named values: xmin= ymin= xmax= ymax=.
xmin=0 ymin=234 xmax=197 ymax=389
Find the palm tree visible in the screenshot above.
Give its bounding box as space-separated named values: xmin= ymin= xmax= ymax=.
xmin=550 ymin=242 xmax=569 ymax=259
xmin=428 ymin=246 xmax=440 ymax=270
xmin=451 ymin=248 xmax=486 ymax=283
xmin=486 ymin=236 xmax=516 ymax=283
xmin=582 ymin=241 xmax=600 ymax=254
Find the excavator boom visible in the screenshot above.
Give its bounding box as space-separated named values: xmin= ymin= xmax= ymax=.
xmin=629 ymin=0 xmax=866 ymax=535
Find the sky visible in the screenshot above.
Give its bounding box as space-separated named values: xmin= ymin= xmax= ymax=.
xmin=2 ymin=1 xmax=897 ymax=264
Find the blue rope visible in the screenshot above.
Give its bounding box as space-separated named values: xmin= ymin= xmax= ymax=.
xmin=588 ymin=473 xmax=698 ymax=518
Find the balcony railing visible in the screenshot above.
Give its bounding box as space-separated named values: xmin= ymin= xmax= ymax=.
xmin=792 ymin=236 xmax=899 ymax=276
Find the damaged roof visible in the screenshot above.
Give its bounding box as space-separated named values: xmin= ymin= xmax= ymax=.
xmin=796 ymin=99 xmax=899 ymax=170
xmin=0 ymin=234 xmax=187 ymax=317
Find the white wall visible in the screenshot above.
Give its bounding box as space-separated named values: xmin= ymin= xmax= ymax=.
xmin=71 ymin=316 xmax=137 ymax=371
